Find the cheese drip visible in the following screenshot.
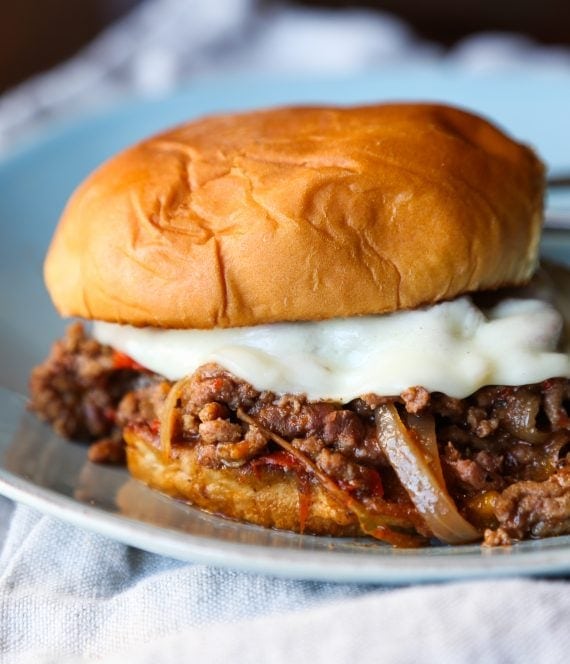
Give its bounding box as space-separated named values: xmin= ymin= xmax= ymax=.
xmin=93 ymin=297 xmax=570 ymax=401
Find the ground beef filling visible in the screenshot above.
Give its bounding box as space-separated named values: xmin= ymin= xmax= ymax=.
xmin=29 ymin=324 xmax=570 ymax=545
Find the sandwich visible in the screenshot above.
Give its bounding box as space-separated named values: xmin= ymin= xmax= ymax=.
xmin=30 ymin=103 xmax=570 ymax=547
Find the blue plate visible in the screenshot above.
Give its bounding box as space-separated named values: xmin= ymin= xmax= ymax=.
xmin=1 ymin=70 xmax=570 ymax=582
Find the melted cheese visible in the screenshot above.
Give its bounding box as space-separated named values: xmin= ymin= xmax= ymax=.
xmin=92 ymin=297 xmax=570 ymax=400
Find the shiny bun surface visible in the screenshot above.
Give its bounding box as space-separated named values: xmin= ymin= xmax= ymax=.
xmin=45 ymin=104 xmax=544 ymax=328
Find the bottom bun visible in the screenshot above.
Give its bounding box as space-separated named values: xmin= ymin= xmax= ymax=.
xmin=124 ymin=428 xmax=363 ymax=536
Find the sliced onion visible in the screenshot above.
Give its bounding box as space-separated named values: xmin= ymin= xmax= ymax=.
xmin=237 ymin=408 xmax=425 ymax=547
xmin=375 ymin=404 xmax=480 ymax=544
xmin=404 ymin=412 xmax=445 ymax=486
xmin=499 ymin=390 xmax=549 ymax=444
xmin=160 ymin=375 xmax=194 ymax=461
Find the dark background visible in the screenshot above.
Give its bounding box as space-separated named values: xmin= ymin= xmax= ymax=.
xmin=1 ymin=0 xmax=568 ymax=94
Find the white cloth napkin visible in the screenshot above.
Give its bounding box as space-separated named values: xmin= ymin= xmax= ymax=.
xmin=1 ymin=503 xmax=371 ymax=663
xmin=1 ymin=503 xmax=569 ymax=664
xmin=95 ymin=579 xmax=570 ymax=664
xmin=2 ymin=2 xmax=570 ymax=663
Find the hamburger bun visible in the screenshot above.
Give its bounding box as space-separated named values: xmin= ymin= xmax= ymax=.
xmin=124 ymin=428 xmax=363 ymax=536
xmin=44 ymin=104 xmax=544 ymax=329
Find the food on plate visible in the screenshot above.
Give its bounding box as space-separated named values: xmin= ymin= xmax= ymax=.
xmin=30 ymin=103 xmax=570 ymax=547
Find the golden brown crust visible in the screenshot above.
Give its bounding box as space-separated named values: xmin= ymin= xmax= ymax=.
xmin=45 ymin=103 xmax=544 ymax=328
xmin=124 ymin=429 xmax=363 ymax=536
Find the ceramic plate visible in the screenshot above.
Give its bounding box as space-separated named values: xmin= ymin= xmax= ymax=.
xmin=1 ymin=70 xmax=570 ymax=582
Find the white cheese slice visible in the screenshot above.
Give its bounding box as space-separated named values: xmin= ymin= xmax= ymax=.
xmin=92 ymin=296 xmax=570 ymax=400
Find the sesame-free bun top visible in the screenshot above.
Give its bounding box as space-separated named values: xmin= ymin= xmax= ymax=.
xmin=44 ymin=103 xmax=544 ymax=329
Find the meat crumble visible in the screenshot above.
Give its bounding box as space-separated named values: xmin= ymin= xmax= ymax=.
xmin=29 ymin=324 xmax=570 ymax=546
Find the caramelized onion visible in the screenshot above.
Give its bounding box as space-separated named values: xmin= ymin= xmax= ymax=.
xmin=499 ymin=390 xmax=549 ymax=444
xmin=159 ymin=375 xmax=194 ymax=462
xmin=404 ymin=412 xmax=445 ymax=485
xmin=237 ymin=408 xmax=425 ymax=547
xmin=375 ymin=404 xmax=480 ymax=544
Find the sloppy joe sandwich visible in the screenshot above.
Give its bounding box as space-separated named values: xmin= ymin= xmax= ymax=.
xmin=30 ymin=104 xmax=570 ymax=547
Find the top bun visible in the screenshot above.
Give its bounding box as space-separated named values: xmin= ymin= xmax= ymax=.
xmin=44 ymin=103 xmax=544 ymax=329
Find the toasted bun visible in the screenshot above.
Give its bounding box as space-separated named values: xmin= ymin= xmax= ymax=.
xmin=45 ymin=104 xmax=544 ymax=328
xmin=124 ymin=429 xmax=363 ymax=536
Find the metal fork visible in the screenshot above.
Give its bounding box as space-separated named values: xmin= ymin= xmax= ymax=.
xmin=548 ymin=175 xmax=570 ymax=188
xmin=546 ymin=175 xmax=570 ymax=229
